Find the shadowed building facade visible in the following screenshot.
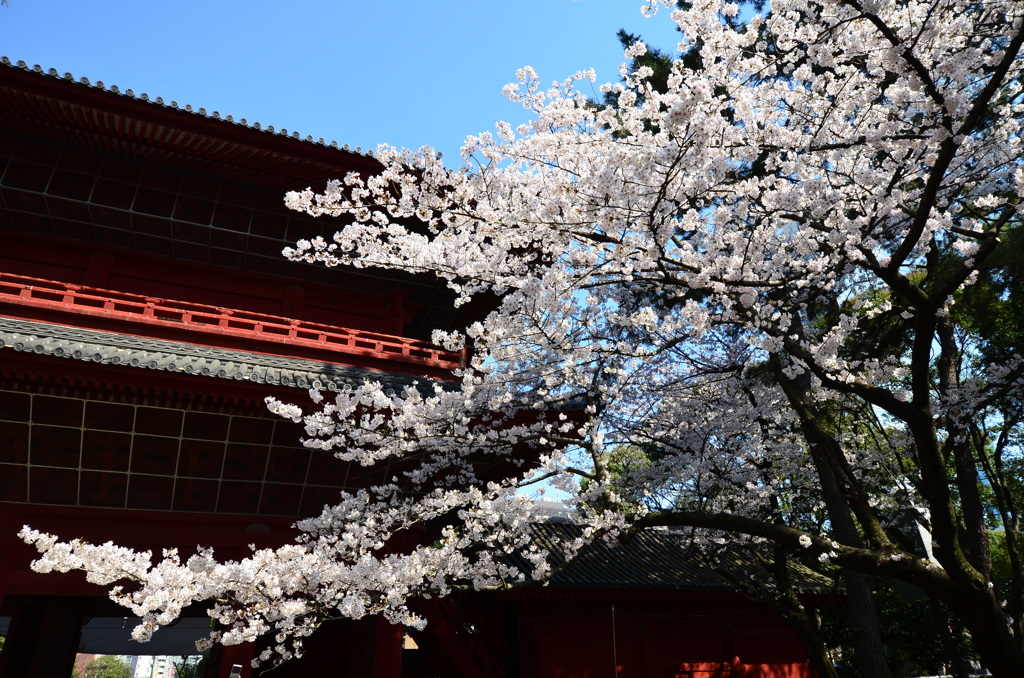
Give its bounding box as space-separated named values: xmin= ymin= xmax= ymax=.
xmin=0 ymin=56 xmax=465 ymax=678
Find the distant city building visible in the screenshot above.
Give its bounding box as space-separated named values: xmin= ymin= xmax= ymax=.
xmin=133 ymin=655 xmax=172 ymax=678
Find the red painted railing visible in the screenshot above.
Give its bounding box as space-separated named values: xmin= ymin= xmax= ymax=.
xmin=0 ymin=272 xmax=464 ymax=371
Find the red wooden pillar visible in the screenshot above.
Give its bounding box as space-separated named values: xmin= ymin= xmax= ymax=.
xmin=0 ymin=598 xmax=82 ymax=678
xmin=373 ymin=615 xmax=403 ymax=678
xmin=0 ymin=504 xmax=14 ymax=614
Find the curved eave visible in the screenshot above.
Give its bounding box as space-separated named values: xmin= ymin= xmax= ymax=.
xmin=0 ymin=58 xmax=384 ymax=190
xmin=0 ymin=316 xmax=432 ymax=394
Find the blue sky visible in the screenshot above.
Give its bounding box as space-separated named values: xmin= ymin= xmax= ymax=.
xmin=1 ymin=0 xmax=681 ymax=166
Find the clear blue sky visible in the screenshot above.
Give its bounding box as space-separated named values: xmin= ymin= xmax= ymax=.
xmin=1 ymin=0 xmax=681 ymax=166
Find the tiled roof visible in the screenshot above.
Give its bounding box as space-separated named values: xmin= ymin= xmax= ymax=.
xmin=531 ymin=522 xmax=834 ymax=594
xmin=0 ymin=57 xmax=376 ymax=159
xmin=0 ymin=316 xmax=428 ymax=394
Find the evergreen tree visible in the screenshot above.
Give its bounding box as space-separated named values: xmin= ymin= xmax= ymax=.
xmin=82 ymin=656 xmax=131 ymax=678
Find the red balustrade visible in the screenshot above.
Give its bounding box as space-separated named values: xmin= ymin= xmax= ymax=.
xmin=0 ymin=272 xmax=464 ymax=371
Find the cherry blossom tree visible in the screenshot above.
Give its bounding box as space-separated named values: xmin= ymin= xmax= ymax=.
xmin=21 ymin=0 xmax=1024 ymax=674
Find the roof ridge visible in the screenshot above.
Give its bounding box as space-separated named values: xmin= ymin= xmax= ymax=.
xmin=0 ymin=56 xmax=375 ymax=159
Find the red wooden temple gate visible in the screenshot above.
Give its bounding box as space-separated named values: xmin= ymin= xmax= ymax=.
xmin=0 ymin=58 xmax=828 ymax=678
xmin=0 ymin=56 xmax=470 ymax=678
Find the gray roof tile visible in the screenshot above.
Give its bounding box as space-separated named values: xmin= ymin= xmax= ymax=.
xmin=0 ymin=316 xmax=431 ymax=394
xmin=530 ymin=522 xmax=833 ymax=594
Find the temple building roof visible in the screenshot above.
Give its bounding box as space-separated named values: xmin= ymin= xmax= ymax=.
xmin=0 ymin=317 xmax=426 ymax=394
xmin=0 ymin=56 xmax=381 ymax=186
xmin=531 ymin=522 xmax=834 ymax=595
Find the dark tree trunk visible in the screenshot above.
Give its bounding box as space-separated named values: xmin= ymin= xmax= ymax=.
xmin=773 ymin=356 xmax=893 ymax=678
xmin=945 ymin=591 xmax=1024 ymax=678
xmin=842 ymin=571 xmax=890 ymax=678
xmin=781 ymin=609 xmax=840 ymax=678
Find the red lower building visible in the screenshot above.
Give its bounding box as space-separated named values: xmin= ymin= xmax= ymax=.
xmin=404 ymin=524 xmax=830 ymax=678
xmin=0 ymin=58 xmax=828 ymax=677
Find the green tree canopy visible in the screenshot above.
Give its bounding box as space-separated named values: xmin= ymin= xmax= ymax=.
xmin=82 ymin=656 xmax=131 ymax=678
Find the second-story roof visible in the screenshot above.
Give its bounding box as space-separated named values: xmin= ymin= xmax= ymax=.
xmin=0 ymin=57 xmax=383 ymax=189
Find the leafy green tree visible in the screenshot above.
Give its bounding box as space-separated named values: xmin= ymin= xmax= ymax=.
xmin=172 ymin=655 xmax=207 ymax=678
xmin=81 ymin=656 xmax=131 ymax=678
